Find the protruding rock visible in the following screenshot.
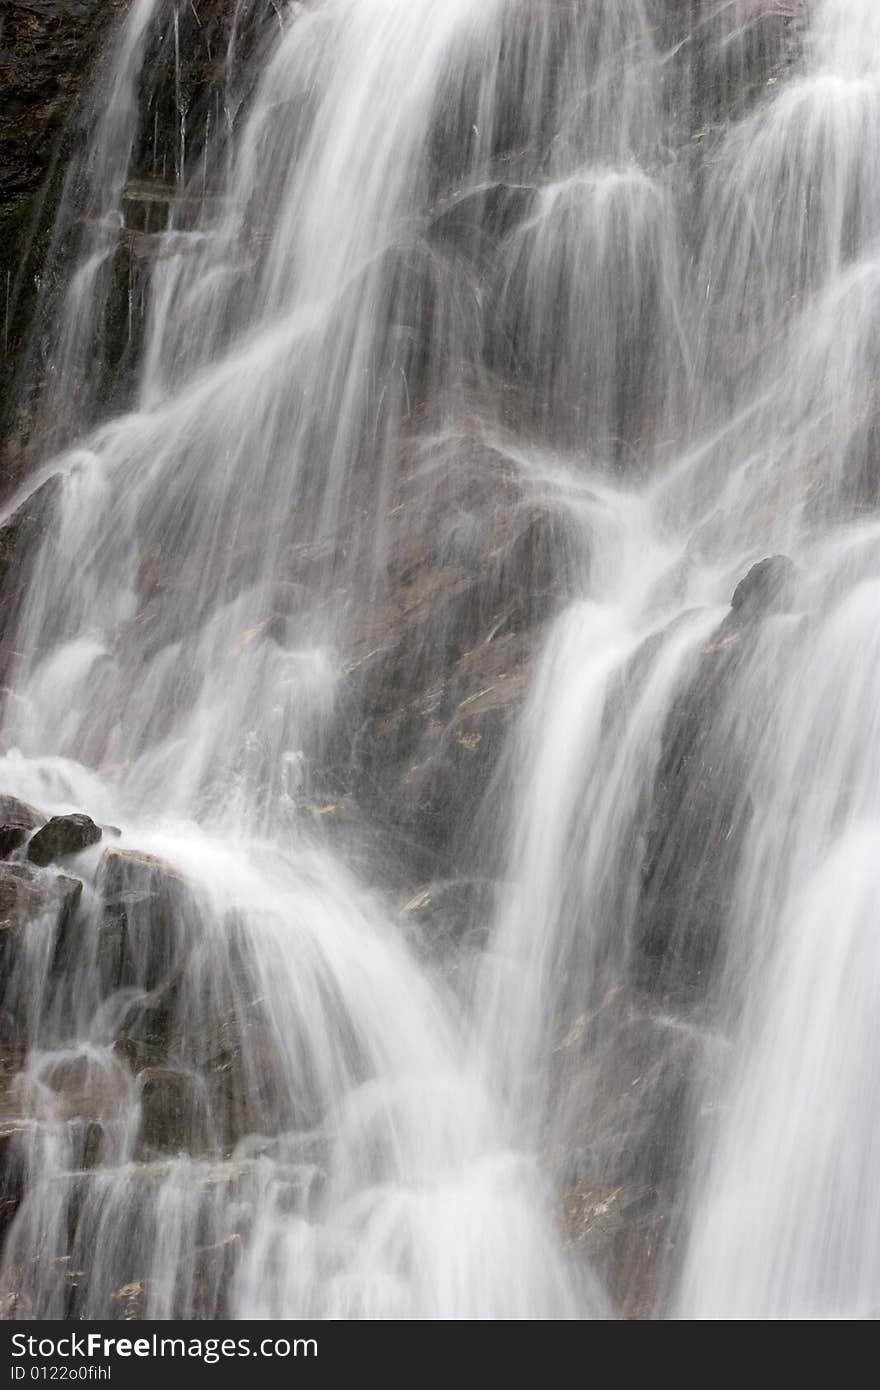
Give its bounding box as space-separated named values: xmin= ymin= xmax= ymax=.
xmin=26 ymin=813 xmax=102 ymax=867
xmin=730 ymin=554 xmax=797 ymax=618
xmin=97 ymin=848 xmax=191 ymax=995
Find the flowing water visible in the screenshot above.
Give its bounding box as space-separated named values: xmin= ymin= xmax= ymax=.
xmin=1 ymin=0 xmax=879 ymax=1319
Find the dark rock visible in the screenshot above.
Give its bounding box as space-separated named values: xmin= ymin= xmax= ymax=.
xmin=37 ymin=1050 xmax=130 ymax=1122
xmin=0 ymin=861 xmax=82 ymax=1004
xmin=730 ymin=554 xmax=797 ymax=618
xmin=428 ymin=182 xmax=535 ymax=266
xmin=192 ymin=1233 xmax=242 ymax=1320
xmin=137 ymin=1067 xmax=209 ymax=1156
xmin=79 ymin=1119 xmax=104 ymax=1170
xmin=634 ymin=620 xmax=752 ymax=1002
xmin=201 ymin=993 xmax=291 ymax=1153
xmin=0 ymin=3 xmax=110 ymax=404
xmin=0 ymin=477 xmax=62 ymax=666
xmin=26 ymin=812 xmax=102 ymax=866
xmin=342 ymin=441 xmax=584 ymax=877
xmin=0 ymin=826 xmax=27 ymax=859
xmin=114 ymin=975 xmax=182 ymax=1071
xmin=96 ymin=848 xmax=192 ymax=995
xmin=111 ymin=1280 xmax=149 ymax=1321
xmin=552 ymin=992 xmax=722 ymax=1317
xmin=0 ymin=1123 xmax=28 ymax=1241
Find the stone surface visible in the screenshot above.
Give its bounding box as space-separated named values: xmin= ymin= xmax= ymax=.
xmin=26 ymin=812 xmax=102 ymax=866
xmin=0 ymin=1 xmax=113 ymax=358
xmin=114 ymin=974 xmax=182 ymax=1072
xmin=136 ymin=1066 xmax=208 ymax=1156
xmin=401 ymin=877 xmax=498 ymax=961
xmin=552 ymin=991 xmax=724 ymax=1316
xmin=0 ymin=1123 xmax=28 ymax=1241
xmin=341 ymin=442 xmax=585 ymax=878
xmin=0 ymin=477 xmax=60 ymax=660
xmin=97 ymin=847 xmax=191 ymax=995
xmin=0 ymin=861 xmax=82 ymax=988
xmin=635 ymin=560 xmax=801 ymax=1002
xmin=0 ymin=826 xmax=27 ymax=859
xmin=0 ymin=794 xmax=41 ymax=830
xmin=730 ymin=554 xmax=797 ymax=617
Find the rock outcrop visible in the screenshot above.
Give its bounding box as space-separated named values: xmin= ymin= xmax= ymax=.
xmin=26 ymin=813 xmax=102 ymax=867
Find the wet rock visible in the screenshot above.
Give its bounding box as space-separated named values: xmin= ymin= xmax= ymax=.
xmin=97 ymin=848 xmax=192 ymax=995
xmin=0 ymin=862 xmax=83 ymax=1000
xmin=0 ymin=794 xmax=42 ymax=831
xmin=730 ymin=554 xmax=797 ymax=618
xmin=633 ymin=610 xmax=763 ymax=1001
xmin=0 ymin=478 xmax=62 ymax=660
xmin=136 ymin=1067 xmax=209 ymax=1157
xmin=114 ymin=975 xmax=182 ymax=1071
xmin=0 ymin=3 xmax=109 ymax=408
xmin=202 ymin=996 xmax=291 ymax=1153
xmin=428 ymin=182 xmax=535 ymax=266
xmin=192 ymin=1233 xmax=243 ymax=1320
xmin=0 ymin=1124 xmax=28 ymax=1241
xmin=340 ymin=440 xmax=585 ymax=877
xmin=36 ymin=1051 xmax=131 ymax=1123
xmin=552 ymin=992 xmax=721 ymax=1316
xmin=0 ymin=1291 xmax=32 ymax=1320
xmin=401 ymin=877 xmax=497 ymax=957
xmin=78 ymin=1119 xmax=104 ymax=1171
xmin=26 ymin=813 xmax=102 ymax=866
xmin=0 ymin=826 xmax=27 ymax=859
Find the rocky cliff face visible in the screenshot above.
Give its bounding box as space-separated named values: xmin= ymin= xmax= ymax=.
xmin=0 ymin=0 xmax=808 ymax=1319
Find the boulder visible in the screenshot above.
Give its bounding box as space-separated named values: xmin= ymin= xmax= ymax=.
xmin=26 ymin=813 xmax=102 ymax=866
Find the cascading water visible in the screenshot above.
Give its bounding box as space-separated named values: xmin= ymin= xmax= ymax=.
xmin=1 ymin=0 xmax=878 ymax=1320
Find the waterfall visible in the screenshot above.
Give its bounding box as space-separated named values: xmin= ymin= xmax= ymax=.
xmin=0 ymin=0 xmax=878 ymax=1319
